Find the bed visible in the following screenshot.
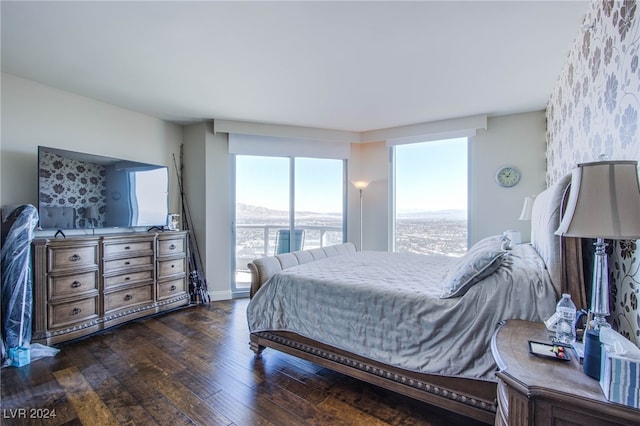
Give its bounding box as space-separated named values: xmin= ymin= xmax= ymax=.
xmin=246 ymin=174 xmax=587 ymax=424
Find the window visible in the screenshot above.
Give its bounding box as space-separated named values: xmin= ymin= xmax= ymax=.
xmin=232 ymin=155 xmax=346 ymax=294
xmin=392 ymin=138 xmax=468 ymax=256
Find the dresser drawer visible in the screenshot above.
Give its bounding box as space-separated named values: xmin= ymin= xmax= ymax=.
xmin=158 ymin=238 xmax=185 ymax=256
xmin=103 ymin=240 xmax=154 ymax=258
xmin=157 ymin=277 xmax=187 ymax=300
xmin=157 ymin=258 xmax=186 ymax=278
xmin=49 ymin=271 xmax=99 ymax=300
xmin=48 ymin=245 xmax=98 ymax=273
xmin=48 ymin=296 xmax=99 ymax=329
xmin=104 ymin=255 xmax=153 ymax=273
xmin=104 ymin=270 xmax=153 ymax=289
xmin=104 ymin=284 xmax=153 ymax=313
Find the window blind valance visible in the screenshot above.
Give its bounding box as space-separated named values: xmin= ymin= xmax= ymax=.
xmin=228 ymin=133 xmax=351 ymax=159
xmin=376 ymin=114 xmax=487 ymax=147
xmin=219 ymin=114 xmax=486 ymax=157
xmin=385 ymin=128 xmax=477 ymax=147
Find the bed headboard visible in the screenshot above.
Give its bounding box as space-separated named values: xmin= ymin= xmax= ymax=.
xmin=530 ymin=174 xmax=587 ymax=309
xmin=39 ymin=206 xmax=76 ymax=229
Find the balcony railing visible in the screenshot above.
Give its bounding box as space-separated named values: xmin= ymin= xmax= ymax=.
xmin=234 ymin=223 xmax=343 ymax=288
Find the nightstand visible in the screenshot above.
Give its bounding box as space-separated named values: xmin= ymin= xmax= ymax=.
xmin=491 ymin=320 xmax=640 ymax=426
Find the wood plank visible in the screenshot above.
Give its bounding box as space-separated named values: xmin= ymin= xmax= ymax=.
xmin=92 ymin=335 xmax=194 ymax=426
xmin=150 ymin=314 xmax=267 ymax=390
xmin=103 ymin=327 xmax=231 ymax=425
xmin=1 ymin=360 xmax=78 ymax=426
xmin=317 ymin=396 xmax=391 ymax=426
xmin=52 ymin=366 xmax=120 ymax=426
xmin=62 ymin=344 xmax=158 ymax=425
xmin=152 ymin=374 xmax=232 ymax=426
xmin=205 ymin=390 xmax=275 ymax=426
xmin=323 ymin=373 xmax=438 ymax=425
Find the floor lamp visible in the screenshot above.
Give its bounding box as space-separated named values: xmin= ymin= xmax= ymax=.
xmin=352 ymin=181 xmax=369 ymax=250
xmin=555 ymin=159 xmax=640 ymax=378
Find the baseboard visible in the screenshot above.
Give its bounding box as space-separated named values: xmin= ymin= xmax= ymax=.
xmin=208 ymin=290 xmax=232 ymax=301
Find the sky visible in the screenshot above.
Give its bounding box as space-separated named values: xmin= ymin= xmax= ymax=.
xmin=394 ymin=137 xmax=468 ymax=212
xmin=235 ymin=156 xmax=343 ymax=213
xmin=235 ymin=137 xmax=467 ymax=214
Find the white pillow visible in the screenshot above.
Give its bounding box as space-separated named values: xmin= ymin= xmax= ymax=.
xmin=440 ymin=236 xmax=508 ymax=298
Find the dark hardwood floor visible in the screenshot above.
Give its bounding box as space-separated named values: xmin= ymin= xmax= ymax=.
xmin=1 ymin=299 xmax=487 ymax=425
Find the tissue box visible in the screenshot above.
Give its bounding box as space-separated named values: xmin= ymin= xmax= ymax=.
xmin=599 ymin=345 xmax=640 ymax=408
xmin=8 ymin=346 xmax=31 ymax=367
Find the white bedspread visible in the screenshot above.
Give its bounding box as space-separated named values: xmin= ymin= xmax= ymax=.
xmin=247 ymin=244 xmax=557 ymax=381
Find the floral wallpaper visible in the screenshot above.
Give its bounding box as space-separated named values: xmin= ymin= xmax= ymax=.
xmin=39 ymin=150 xmax=106 ymax=228
xmin=546 ymin=0 xmax=640 ymax=346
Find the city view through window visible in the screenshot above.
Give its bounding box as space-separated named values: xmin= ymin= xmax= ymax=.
xmin=394 ymin=138 xmax=468 ymax=257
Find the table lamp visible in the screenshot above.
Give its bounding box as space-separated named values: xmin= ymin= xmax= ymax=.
xmin=84 ymin=206 xmax=98 ymax=234
xmin=555 ymin=159 xmax=640 ymax=378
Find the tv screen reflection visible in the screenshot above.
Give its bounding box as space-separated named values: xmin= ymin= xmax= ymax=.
xmin=38 ymin=146 xmax=169 ymax=230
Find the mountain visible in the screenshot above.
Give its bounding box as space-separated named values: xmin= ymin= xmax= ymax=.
xmin=236 ymin=203 xmax=341 ymax=219
xmin=396 ymin=209 xmax=466 ymax=221
xmin=236 ymin=203 xmax=287 ymax=219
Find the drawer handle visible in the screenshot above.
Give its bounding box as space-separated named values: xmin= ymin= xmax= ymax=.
xmin=71 ymin=281 xmax=82 ymax=288
xmin=71 ymin=307 xmax=82 ymax=316
xmin=170 ymin=285 xmax=177 ymax=291
xmin=124 ymin=294 xmax=132 ymax=301
xmin=171 ymin=264 xmax=175 ymax=268
xmin=125 ymin=261 xmax=131 ymax=265
xmin=124 ymin=246 xmax=131 ymax=250
xmin=169 ymin=244 xmax=176 ymax=250
xmin=69 ymin=254 xmax=81 ymax=262
xmin=124 ymin=276 xmax=130 ymax=281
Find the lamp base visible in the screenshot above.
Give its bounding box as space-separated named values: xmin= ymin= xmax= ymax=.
xmin=583 ymin=329 xmax=601 ymax=380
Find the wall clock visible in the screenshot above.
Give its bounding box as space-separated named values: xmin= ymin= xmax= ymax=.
xmin=495 ymin=166 xmax=521 ymax=187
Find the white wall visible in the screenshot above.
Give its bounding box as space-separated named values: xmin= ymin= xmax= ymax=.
xmin=470 ymin=111 xmax=547 ymax=244
xmin=348 ymin=142 xmax=389 ymax=251
xmin=204 ymin=127 xmax=232 ymax=301
xmin=1 ymin=74 xmax=183 ymax=234
xmin=182 ymin=123 xmax=232 ymax=301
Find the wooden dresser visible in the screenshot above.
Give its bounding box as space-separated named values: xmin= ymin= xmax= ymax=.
xmin=32 ymin=231 xmax=190 ymax=345
xmin=491 ymin=320 xmax=640 ymax=426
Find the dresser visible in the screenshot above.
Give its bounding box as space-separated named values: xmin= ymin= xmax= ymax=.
xmin=491 ymin=320 xmax=640 ymax=426
xmin=32 ymin=231 xmax=190 ymax=345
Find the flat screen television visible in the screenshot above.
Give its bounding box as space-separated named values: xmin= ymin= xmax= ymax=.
xmin=38 ymin=146 xmax=169 ymax=231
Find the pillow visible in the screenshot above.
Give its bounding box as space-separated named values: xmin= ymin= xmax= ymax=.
xmin=440 ymin=236 xmax=508 ymax=298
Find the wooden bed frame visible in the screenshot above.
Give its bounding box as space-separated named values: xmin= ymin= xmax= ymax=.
xmin=247 ymin=180 xmax=587 ymax=424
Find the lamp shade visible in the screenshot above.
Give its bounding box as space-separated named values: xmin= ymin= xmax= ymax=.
xmin=84 ymin=206 xmax=98 ymax=220
xmin=352 ymin=181 xmax=370 ymax=190
xmin=518 ymin=196 xmax=535 ymax=221
xmin=555 ymin=160 xmax=640 ymax=239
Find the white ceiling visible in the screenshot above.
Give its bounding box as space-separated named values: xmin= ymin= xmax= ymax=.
xmin=1 ymin=1 xmax=588 ymax=132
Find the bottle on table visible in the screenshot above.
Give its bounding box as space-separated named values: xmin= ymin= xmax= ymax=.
xmin=555 ymin=293 xmax=577 ymax=344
